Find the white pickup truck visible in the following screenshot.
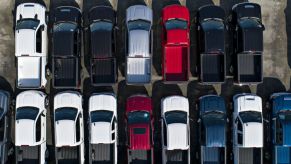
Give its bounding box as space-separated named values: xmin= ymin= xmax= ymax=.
xmin=232 ymin=93 xmax=263 ymax=164
xmin=161 ymin=96 xmax=190 ymax=164
xmin=14 ymin=2 xmax=47 ymax=88
xmin=54 ymin=91 xmax=84 ymax=164
xmin=15 ymin=90 xmax=47 ymax=164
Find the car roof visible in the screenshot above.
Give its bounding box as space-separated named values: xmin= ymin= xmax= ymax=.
xmin=88 ymin=6 xmax=115 ymax=25
xmin=167 ymin=123 xmax=188 ymax=150
xmin=128 ymin=124 xmax=151 ymax=150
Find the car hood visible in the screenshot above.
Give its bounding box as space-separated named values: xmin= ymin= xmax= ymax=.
xmin=55 ymin=120 xmax=76 ymax=147
xmin=243 ymin=122 xmax=263 ymax=147
xmin=15 ymin=119 xmax=35 ymax=146
xmin=126 ymin=96 xmax=152 ymax=113
xmin=129 ymin=124 xmax=150 ymax=150
xmin=236 ymin=95 xmax=262 ymax=113
xmin=128 ymin=30 xmax=150 ymax=57
xmin=90 ymin=122 xmax=111 ymax=144
xmin=89 ymin=94 xmax=116 ymax=113
xmin=166 ymin=29 xmax=188 ymax=45
xmin=167 ymin=123 xmax=188 ymax=150
xmin=162 ymin=96 xmax=189 ymax=114
xmin=15 ymin=29 xmax=35 ymax=56
xmin=162 ymin=5 xmax=189 ymax=22
xmin=54 ymin=92 xmax=82 ymax=110
xmin=126 ymin=5 xmax=152 ymax=23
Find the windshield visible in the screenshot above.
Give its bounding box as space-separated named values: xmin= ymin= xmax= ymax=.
xmin=239 ymin=111 xmax=262 ymax=123
xmin=202 ymin=111 xmax=225 ymax=125
xmin=16 ymin=19 xmax=40 ymax=30
xmin=279 ymin=112 xmax=291 ymax=121
xmin=165 ymin=111 xmax=187 ymax=124
xmin=128 ymin=111 xmax=150 ymax=124
xmin=239 ymin=18 xmax=263 ymax=29
xmin=201 ymin=20 xmax=224 ymax=31
xmin=128 ymin=20 xmax=151 ymax=31
xmin=165 ymin=19 xmax=187 ymax=30
xmin=90 ymin=21 xmax=113 ymax=32
xmin=54 ymin=22 xmax=77 ymax=32
xmin=16 ymin=107 xmax=39 ymax=120
xmin=55 ymin=107 xmax=78 ymax=121
xmin=91 ymin=110 xmax=113 ymax=123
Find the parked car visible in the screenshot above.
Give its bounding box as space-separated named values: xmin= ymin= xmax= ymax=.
xmin=161 ymin=5 xmax=190 ymax=82
xmin=125 ymin=95 xmax=154 ymax=164
xmin=161 ymin=96 xmax=190 ymax=164
xmin=14 ymin=2 xmax=47 ymax=88
xmin=0 ymin=91 xmax=11 ymax=164
xmin=15 ymin=90 xmax=47 ymax=164
xmin=197 ymin=5 xmax=226 ymax=84
xmin=54 ymin=91 xmax=84 ymax=164
xmin=85 ymin=6 xmax=117 ymax=85
xmin=232 ymin=93 xmax=263 ymax=164
xmin=51 ymin=5 xmax=82 ymax=88
xmin=230 ymin=3 xmax=265 ymax=84
xmin=199 ymin=95 xmax=227 ymax=164
xmin=270 ymin=93 xmax=291 ymax=164
xmin=88 ymin=93 xmax=117 ymax=164
xmin=125 ymin=5 xmax=153 ymax=84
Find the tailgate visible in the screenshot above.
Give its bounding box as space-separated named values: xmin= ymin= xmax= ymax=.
xmin=126 ymin=57 xmax=151 ymax=84
xmin=275 ymin=146 xmax=291 ymax=164
xmin=200 ymin=53 xmax=225 ymax=83
xmin=53 ymin=57 xmax=79 ymax=88
xmin=164 ymin=46 xmax=188 ymax=81
xmin=56 ymin=147 xmax=79 ymax=164
xmin=90 ymin=143 xmax=114 ymax=163
xmin=91 ymin=58 xmax=116 ymax=85
xmin=238 ymin=148 xmax=262 ymax=164
xmin=17 ymin=57 xmax=41 ymax=88
xmin=237 ymin=53 xmax=262 ymax=83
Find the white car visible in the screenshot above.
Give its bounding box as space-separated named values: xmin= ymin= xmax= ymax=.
xmin=88 ymin=93 xmax=117 ymax=164
xmin=54 ymin=91 xmax=84 ymax=164
xmin=15 ymin=2 xmax=47 ymax=88
xmin=161 ymin=96 xmax=190 ymax=164
xmin=15 ymin=90 xmax=47 ymax=164
xmin=232 ymin=93 xmax=263 ymax=164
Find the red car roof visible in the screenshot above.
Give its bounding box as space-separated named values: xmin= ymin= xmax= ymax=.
xmin=162 ymin=5 xmax=190 ymax=22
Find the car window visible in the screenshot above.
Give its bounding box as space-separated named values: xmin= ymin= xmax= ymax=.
xmin=202 ymin=111 xmax=225 ymax=125
xmin=55 ymin=107 xmax=78 ymax=121
xmin=201 ymin=20 xmax=224 ymax=31
xmin=90 ymin=110 xmax=113 ymax=123
xmin=128 ymin=111 xmax=150 ymax=124
xmin=16 ymin=19 xmax=40 ymax=30
xmin=165 ymin=111 xmax=187 ymax=124
xmin=90 ymin=21 xmax=113 ymax=32
xmin=165 ymin=19 xmax=187 ymax=30
xmin=128 ymin=20 xmax=151 ymax=31
xmin=54 ymin=22 xmax=77 ymax=32
xmin=239 ymin=111 xmax=262 ymax=123
xmin=16 ymin=107 xmax=39 ymax=120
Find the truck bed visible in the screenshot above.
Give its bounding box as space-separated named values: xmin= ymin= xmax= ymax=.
xmin=17 ymin=56 xmax=41 ymax=88
xmin=56 ymin=146 xmax=79 ymax=164
xmin=164 ymin=46 xmax=188 ymax=82
xmin=237 ymin=53 xmax=262 ymax=83
xmin=200 ymin=53 xmax=225 ymax=83
xmin=238 ymin=148 xmax=262 ymax=164
xmin=201 ymin=146 xmax=225 ymax=164
xmin=165 ymin=150 xmax=188 ymax=164
xmin=128 ymin=150 xmax=152 ymax=164
xmin=16 ymin=146 xmax=39 ymax=164
xmin=91 ymin=58 xmax=116 ymax=85
xmin=126 ymin=57 xmax=151 ymax=84
xmin=90 ymin=143 xmax=114 ymax=164
xmin=53 ymin=57 xmax=79 ymax=88
xmin=274 ymin=146 xmax=291 ymax=164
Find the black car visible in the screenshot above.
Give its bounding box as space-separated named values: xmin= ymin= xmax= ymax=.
xmin=85 ymin=6 xmax=117 ymax=85
xmin=197 ymin=5 xmax=226 ymax=84
xmin=51 ymin=5 xmax=82 ymax=88
xmin=230 ymin=2 xmax=265 ymax=84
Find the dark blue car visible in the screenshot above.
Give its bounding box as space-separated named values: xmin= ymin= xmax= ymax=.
xmin=199 ymin=95 xmax=227 ymax=164
xmin=271 ymin=93 xmax=291 ymax=164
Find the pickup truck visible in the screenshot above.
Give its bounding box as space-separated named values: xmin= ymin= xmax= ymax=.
xmin=270 ymin=93 xmax=291 ymax=164
xmin=125 ymin=5 xmax=153 ymax=84
xmin=161 ymin=96 xmax=190 ymax=164
xmin=199 ymin=95 xmax=227 ymax=164
xmin=88 ymin=93 xmax=117 ymax=164
xmin=86 ymin=5 xmax=117 ymax=85
xmin=230 ymin=3 xmax=265 ymax=84
xmin=161 ymin=5 xmax=190 ymax=82
xmin=125 ymin=95 xmax=154 ymax=164
xmin=15 ymin=91 xmax=47 ymax=164
xmin=0 ymin=91 xmax=11 ymax=164
xmin=197 ymin=5 xmax=226 ymax=84
xmin=14 ymin=2 xmax=47 ymax=89
xmin=54 ymin=91 xmax=84 ymax=164
xmin=232 ymin=93 xmax=263 ymax=164
xmin=51 ymin=5 xmax=82 ymax=88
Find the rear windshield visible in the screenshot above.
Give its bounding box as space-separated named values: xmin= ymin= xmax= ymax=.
xmin=90 ymin=21 xmax=113 ymax=32
xmin=16 ymin=107 xmax=39 ymax=120
xmin=239 ymin=111 xmax=262 ymax=123
xmin=165 ymin=19 xmax=187 ymax=30
xmin=128 ymin=111 xmax=150 ymax=124
xmin=165 ymin=111 xmax=187 ymax=124
xmin=55 ymin=107 xmax=78 ymax=121
xmin=128 ymin=20 xmax=151 ymax=31
xmin=90 ymin=110 xmax=113 ymax=123
xmin=16 ymin=19 xmax=40 ymax=30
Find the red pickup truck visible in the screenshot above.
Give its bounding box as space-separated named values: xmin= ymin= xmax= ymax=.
xmin=125 ymin=95 xmax=154 ymax=164
xmin=161 ymin=5 xmax=190 ymax=82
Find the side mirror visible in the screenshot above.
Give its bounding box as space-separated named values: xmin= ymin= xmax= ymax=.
xmin=40 ymin=25 xmax=45 ymax=31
